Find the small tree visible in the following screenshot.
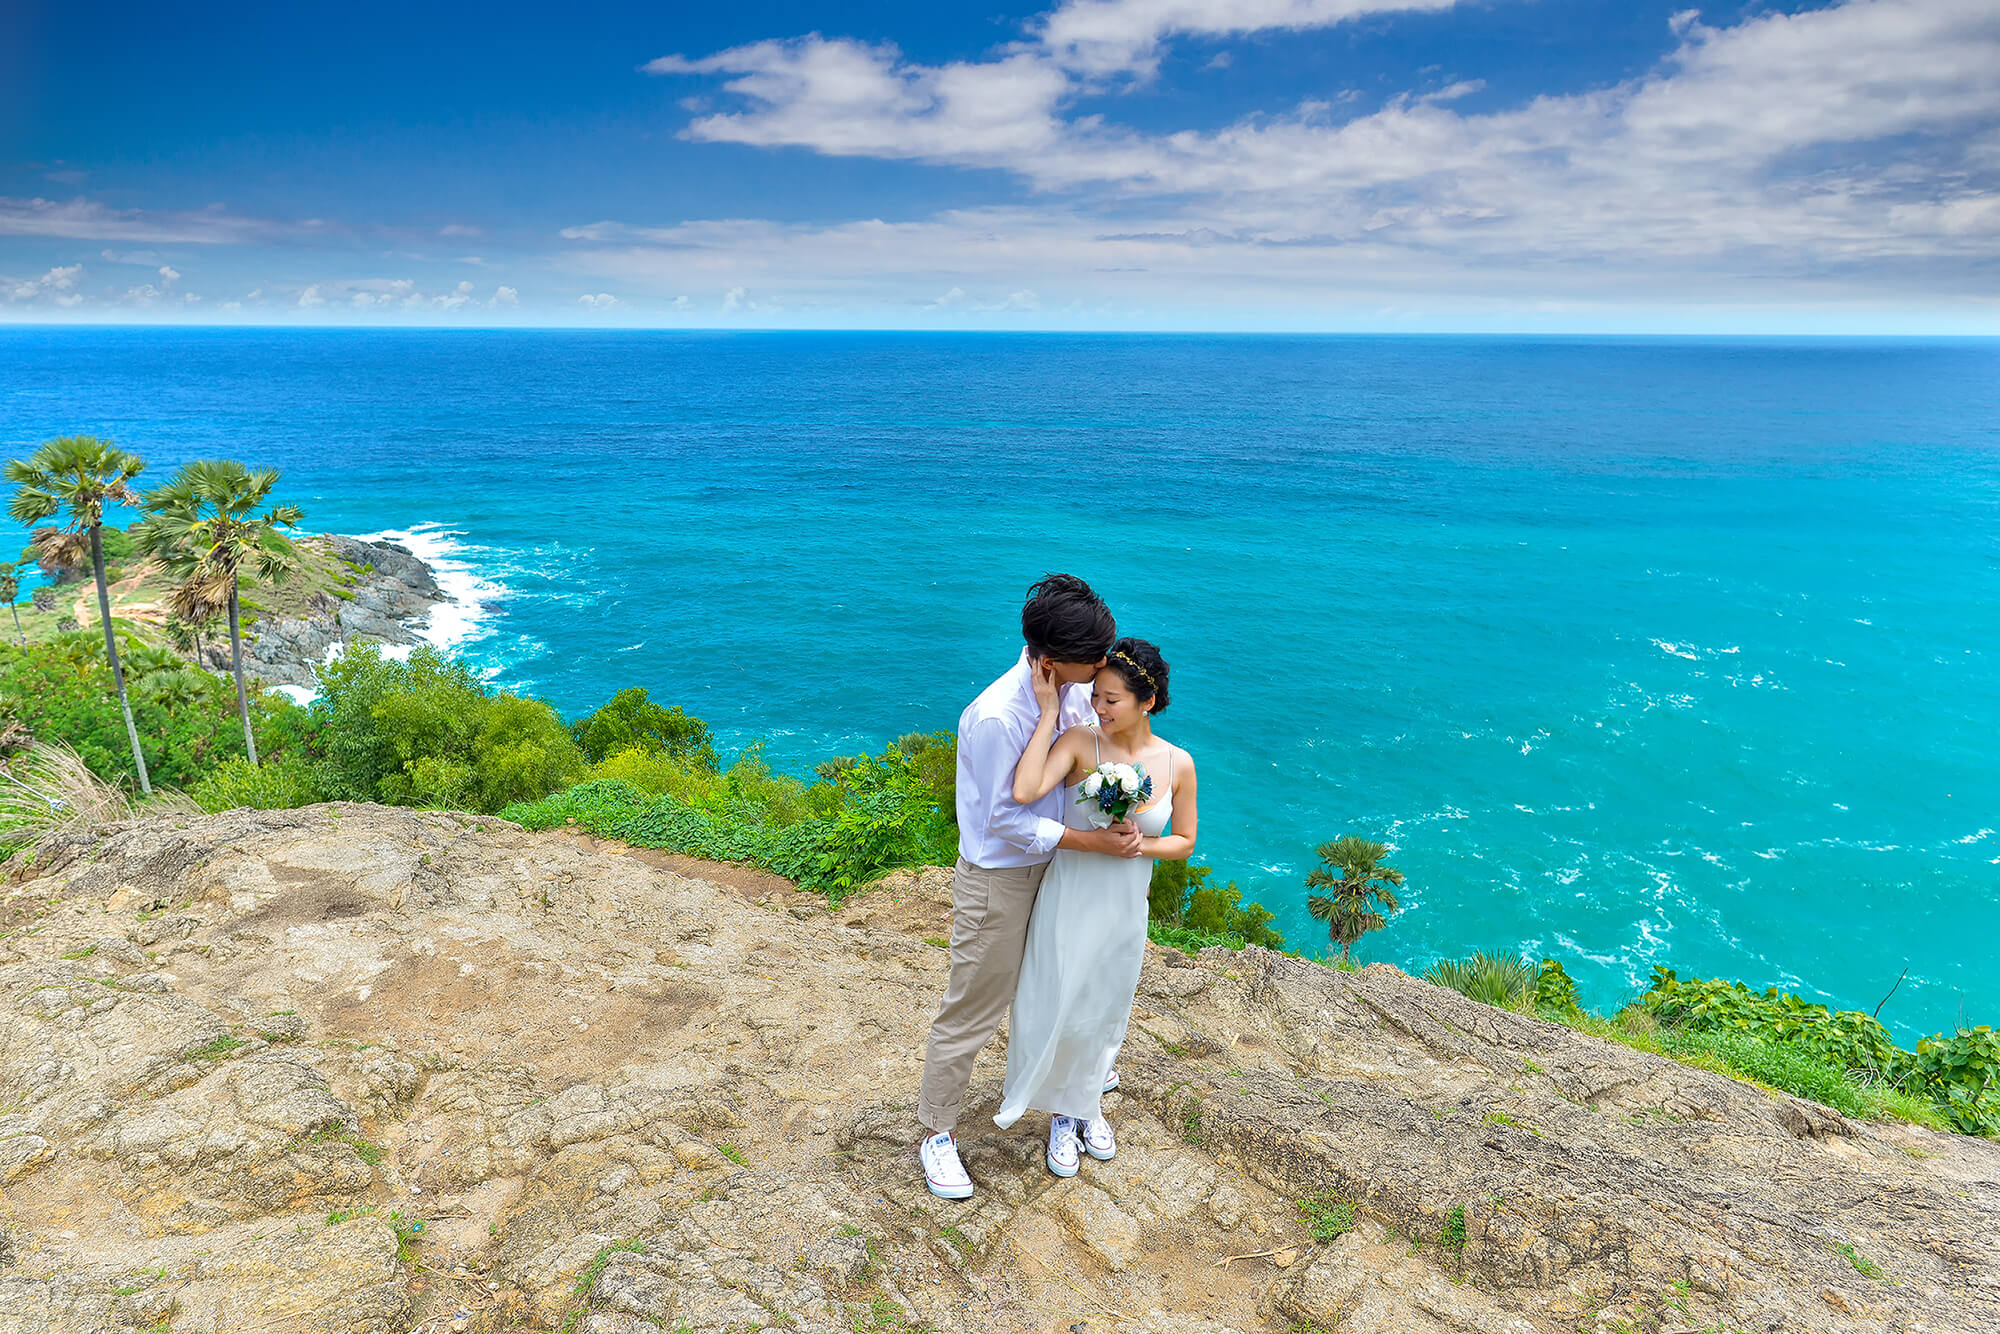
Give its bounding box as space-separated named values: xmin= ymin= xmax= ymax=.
xmin=570 ymin=686 xmax=718 ymax=770
xmin=5 ymin=436 xmax=152 ymax=794
xmin=137 ymin=460 xmax=302 ymax=766
xmin=1305 ymin=835 xmax=1404 ymax=964
xmin=0 ymin=562 xmax=22 ymax=642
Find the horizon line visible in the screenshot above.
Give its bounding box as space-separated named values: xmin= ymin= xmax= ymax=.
xmin=4 ymin=321 xmax=1999 ymax=340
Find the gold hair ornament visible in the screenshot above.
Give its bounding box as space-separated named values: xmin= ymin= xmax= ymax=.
xmin=1108 ymin=650 xmax=1157 ymax=692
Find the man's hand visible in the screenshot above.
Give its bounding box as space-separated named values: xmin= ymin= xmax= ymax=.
xmin=1030 ymin=656 xmax=1062 ymax=715
xmin=1101 ymin=820 xmax=1144 ymax=858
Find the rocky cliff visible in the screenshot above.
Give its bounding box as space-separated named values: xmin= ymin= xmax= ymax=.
xmin=1 ymin=806 xmax=1994 ymax=1334
xmin=210 ymin=535 xmax=447 ymax=688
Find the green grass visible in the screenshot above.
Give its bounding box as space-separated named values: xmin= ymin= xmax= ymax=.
xmin=59 ymin=943 xmax=97 ymax=960
xmin=1181 ymin=1104 xmax=1204 ymax=1145
xmin=1438 ymin=1205 xmax=1467 ymax=1254
xmin=1545 ymin=1007 xmax=1952 ymax=1134
xmin=1297 ymin=1192 xmax=1355 ymax=1242
xmin=1835 ymin=1242 xmax=1885 ymax=1280
xmin=573 ymin=1238 xmax=646 ymax=1295
xmin=717 ymin=1141 xmax=747 ymax=1166
xmin=182 ymin=1034 xmax=246 ymax=1061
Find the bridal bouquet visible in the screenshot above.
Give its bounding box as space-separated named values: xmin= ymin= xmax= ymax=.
xmin=1078 ymin=762 xmax=1152 ymax=827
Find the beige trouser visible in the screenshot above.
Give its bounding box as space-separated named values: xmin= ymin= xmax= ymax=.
xmin=916 ymin=857 xmax=1050 ymax=1134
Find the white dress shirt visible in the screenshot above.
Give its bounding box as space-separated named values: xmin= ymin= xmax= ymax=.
xmin=956 ymin=650 xmax=1099 ymax=868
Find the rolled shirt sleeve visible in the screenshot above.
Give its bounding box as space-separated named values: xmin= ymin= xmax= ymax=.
xmin=958 ymin=714 xmax=1067 ymax=861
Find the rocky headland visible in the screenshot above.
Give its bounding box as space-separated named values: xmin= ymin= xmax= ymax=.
xmin=1 ymin=805 xmax=1995 ymax=1334
xmin=26 ymin=531 xmax=449 ymax=690
xmin=198 ymin=535 xmax=449 ymax=689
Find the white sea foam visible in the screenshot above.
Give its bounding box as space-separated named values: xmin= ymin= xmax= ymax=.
xmin=351 ymin=523 xmax=509 ymax=654
xmin=274 ymin=684 xmax=316 ymax=706
xmin=1954 ymin=828 xmax=1994 ymax=845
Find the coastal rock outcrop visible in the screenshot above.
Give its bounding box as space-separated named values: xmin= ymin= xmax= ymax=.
xmin=1 ymin=806 xmax=1995 ymax=1333
xmin=202 ymin=534 xmax=447 ymax=688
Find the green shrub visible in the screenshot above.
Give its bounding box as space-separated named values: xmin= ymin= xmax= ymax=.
xmin=504 ymin=743 xmax=953 ymax=904
xmin=1533 ymin=959 xmax=1582 ymax=1016
xmin=1148 ymin=859 xmax=1285 ymax=950
xmin=0 ymin=636 xmax=293 ymax=789
xmin=310 ymin=644 xmax=585 ymax=813
xmin=190 ymin=756 xmax=325 ymax=813
xmin=1639 ymin=968 xmax=1905 ymax=1075
xmin=570 ymin=686 xmax=718 ymax=769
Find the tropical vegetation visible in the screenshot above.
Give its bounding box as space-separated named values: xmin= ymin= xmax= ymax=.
xmin=1417 ymin=948 xmax=1998 ymax=1139
xmin=6 ymin=436 xmax=154 ymax=793
xmin=1304 ymin=835 xmax=1404 ymax=962
xmin=135 ymin=459 xmax=305 ymax=764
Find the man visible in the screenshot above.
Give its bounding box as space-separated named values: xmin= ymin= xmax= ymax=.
xmin=917 ymin=573 xmax=1143 ymax=1199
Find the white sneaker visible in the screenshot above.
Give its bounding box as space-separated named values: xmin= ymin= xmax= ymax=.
xmin=1081 ymin=1115 xmax=1116 ymax=1161
xmin=1047 ymin=1116 xmax=1081 ymax=1177
xmin=1102 ymin=1068 xmax=1120 ymax=1093
xmin=919 ymin=1132 xmax=974 ymax=1200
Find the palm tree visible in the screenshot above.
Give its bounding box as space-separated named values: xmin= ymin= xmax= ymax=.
xmin=0 ymin=562 xmax=22 ymax=642
xmin=5 ymin=437 xmax=153 ymax=794
xmin=1304 ymin=835 xmax=1405 ymax=964
xmin=136 ymin=460 xmax=303 ymax=766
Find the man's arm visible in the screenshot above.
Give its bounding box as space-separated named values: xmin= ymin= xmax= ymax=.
xmin=967 ymin=716 xmax=1141 ymax=859
xmin=964 ymin=715 xmax=1067 ymax=858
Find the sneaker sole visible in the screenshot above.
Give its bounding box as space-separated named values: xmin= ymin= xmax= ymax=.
xmin=1084 ymin=1141 xmax=1116 ymax=1162
xmin=1103 ymin=1071 xmax=1120 ymax=1092
xmin=1046 ymin=1153 xmax=1080 ymax=1178
xmin=925 ymin=1175 xmax=975 ymax=1200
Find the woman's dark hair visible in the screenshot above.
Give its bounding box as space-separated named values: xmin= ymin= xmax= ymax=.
xmin=1103 ymin=636 xmax=1170 ymax=713
xmin=1022 ymin=573 xmax=1116 ymax=664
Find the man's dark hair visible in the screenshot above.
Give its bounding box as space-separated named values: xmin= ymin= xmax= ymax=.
xmin=1022 ymin=573 xmax=1115 ymax=663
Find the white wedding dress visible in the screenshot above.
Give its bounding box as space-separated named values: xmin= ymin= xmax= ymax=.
xmin=994 ymin=732 xmax=1174 ymax=1129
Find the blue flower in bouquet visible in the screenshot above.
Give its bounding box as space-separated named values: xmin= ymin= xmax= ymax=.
xmin=1078 ymin=761 xmax=1151 ymax=826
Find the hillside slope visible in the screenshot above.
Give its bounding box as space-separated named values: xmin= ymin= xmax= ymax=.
xmin=0 ymin=806 xmax=1994 ymax=1333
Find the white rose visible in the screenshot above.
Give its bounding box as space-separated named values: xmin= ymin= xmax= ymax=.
xmin=1082 ymin=773 xmax=1104 ymax=796
xmin=1113 ymin=763 xmax=1140 ymax=790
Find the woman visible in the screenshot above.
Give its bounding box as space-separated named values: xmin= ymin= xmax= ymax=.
xmin=995 ymin=637 xmax=1198 ymax=1175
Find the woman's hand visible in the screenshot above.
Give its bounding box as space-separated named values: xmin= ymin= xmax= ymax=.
xmin=1030 ymin=656 xmax=1062 ymax=715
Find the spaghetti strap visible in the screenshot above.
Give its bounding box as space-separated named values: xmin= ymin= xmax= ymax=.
xmin=1093 ymin=728 xmax=1102 ymax=765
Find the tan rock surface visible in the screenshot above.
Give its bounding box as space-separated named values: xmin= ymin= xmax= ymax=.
xmin=1 ymin=804 xmax=1995 ymax=1333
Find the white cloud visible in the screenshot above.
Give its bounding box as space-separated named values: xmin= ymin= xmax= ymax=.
xmin=5 ymin=264 xmax=85 ymax=306
xmin=157 ymin=265 xmax=180 ymax=283
xmin=440 ymin=223 xmax=482 ymax=237
xmin=721 ymin=285 xmax=746 ymax=311
xmin=578 ymin=292 xmax=620 ymax=307
xmin=491 ymin=285 xmax=520 ymax=307
xmin=298 ymin=278 xmax=418 ymax=309
xmin=1032 ymin=0 xmax=1459 ymax=78
xmin=430 ymin=279 xmax=481 ymax=310
xmin=671 ymin=294 xmax=690 ymax=310
xmin=0 ymin=196 xmax=274 ymax=243
xmin=615 ymin=0 xmax=2000 ymax=307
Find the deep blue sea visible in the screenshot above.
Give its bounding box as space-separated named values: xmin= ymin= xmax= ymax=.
xmin=4 ymin=328 xmax=1997 ymax=1040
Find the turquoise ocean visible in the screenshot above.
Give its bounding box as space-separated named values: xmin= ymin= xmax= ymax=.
xmin=3 ymin=328 xmax=1996 ymax=1040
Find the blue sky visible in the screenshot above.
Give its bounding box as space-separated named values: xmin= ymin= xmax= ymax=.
xmin=3 ymin=0 xmax=1996 ymax=330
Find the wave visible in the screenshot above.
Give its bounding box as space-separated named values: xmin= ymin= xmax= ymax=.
xmin=351 ymin=522 xmax=510 ymax=654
